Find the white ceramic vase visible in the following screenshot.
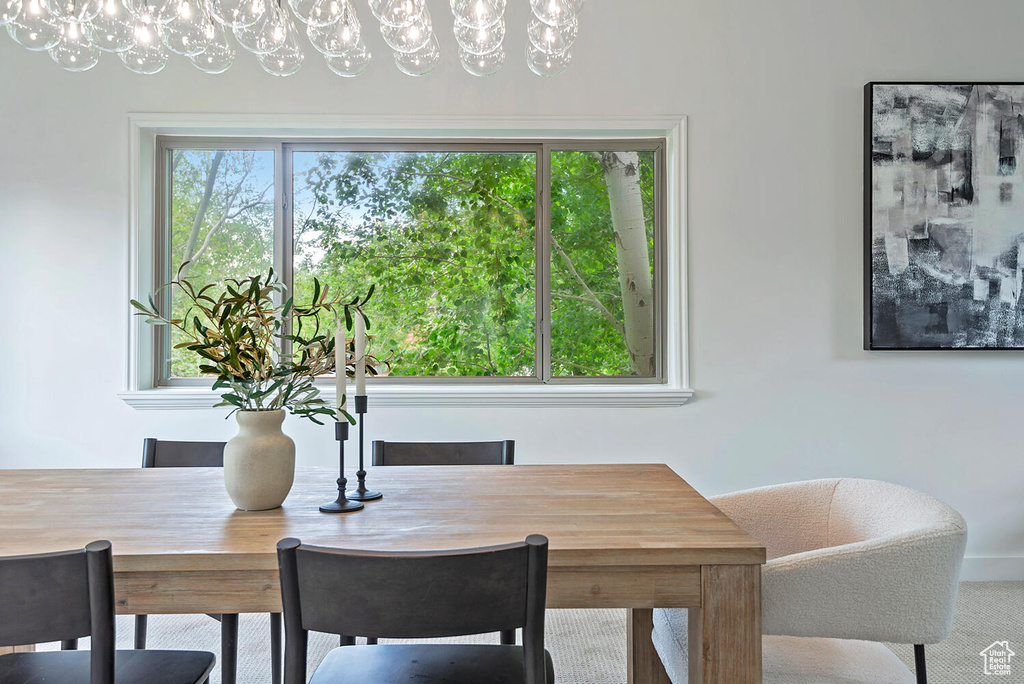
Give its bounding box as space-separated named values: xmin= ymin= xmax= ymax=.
xmin=223 ymin=409 xmax=296 ymax=511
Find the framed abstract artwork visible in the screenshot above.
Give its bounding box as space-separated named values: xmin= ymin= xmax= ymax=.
xmin=866 ymin=82 xmax=1024 ymax=350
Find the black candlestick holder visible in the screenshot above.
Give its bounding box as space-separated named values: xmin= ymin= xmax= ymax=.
xmin=346 ymin=395 xmax=382 ymax=502
xmin=319 ymin=420 xmax=364 ymax=513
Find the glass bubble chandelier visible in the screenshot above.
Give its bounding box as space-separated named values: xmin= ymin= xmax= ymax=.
xmin=2 ymin=0 xmax=583 ymax=76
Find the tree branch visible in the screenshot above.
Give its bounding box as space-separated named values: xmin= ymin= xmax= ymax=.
xmin=191 ymin=199 xmax=270 ymax=269
xmin=225 ymin=183 xmax=273 ymax=220
xmin=484 ymin=327 xmax=496 ymax=374
xmin=551 ymin=291 xmax=616 ymax=307
xmin=542 ymin=289 xmax=621 ymax=303
xmin=294 ymin=188 xmax=322 ymax=246
xmin=551 ymin=235 xmax=624 ymax=335
xmin=180 ymin=150 xmax=225 ymax=278
xmin=186 ymin=164 xmax=270 ymax=273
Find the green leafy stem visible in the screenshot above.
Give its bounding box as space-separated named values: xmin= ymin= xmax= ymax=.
xmin=131 ymin=264 xmax=387 ymax=425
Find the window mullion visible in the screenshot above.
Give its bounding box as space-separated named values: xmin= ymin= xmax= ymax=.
xmin=277 ymin=141 xmax=293 ymax=360
xmin=538 ymin=143 xmax=552 ymax=384
xmin=154 ymin=139 xmax=172 ymax=387
xmin=655 ymin=142 xmax=668 ymax=381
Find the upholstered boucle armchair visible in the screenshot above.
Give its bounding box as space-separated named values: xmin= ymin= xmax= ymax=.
xmin=652 ymin=479 xmax=967 ymax=684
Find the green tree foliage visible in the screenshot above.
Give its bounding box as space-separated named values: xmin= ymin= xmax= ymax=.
xmin=168 ymin=149 xmax=275 ymax=377
xmin=165 ymin=146 xmax=657 ymax=380
xmin=293 ymin=151 xmax=536 ymax=377
xmin=550 ymin=150 xmax=656 ymax=376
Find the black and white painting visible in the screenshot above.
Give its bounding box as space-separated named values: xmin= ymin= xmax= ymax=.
xmin=867 ymin=82 xmax=1024 ymax=349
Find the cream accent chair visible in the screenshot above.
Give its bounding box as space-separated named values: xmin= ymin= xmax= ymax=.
xmin=652 ymin=479 xmax=967 ymax=684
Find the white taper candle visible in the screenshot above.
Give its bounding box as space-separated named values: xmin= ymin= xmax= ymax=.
xmin=334 ymin=322 xmax=346 ymax=416
xmin=354 ymin=312 xmax=366 ymax=396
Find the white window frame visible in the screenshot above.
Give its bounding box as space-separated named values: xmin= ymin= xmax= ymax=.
xmin=119 ymin=113 xmax=692 ymax=409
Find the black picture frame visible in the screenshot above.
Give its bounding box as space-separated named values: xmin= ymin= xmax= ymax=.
xmin=865 ymin=81 xmax=1024 ymax=351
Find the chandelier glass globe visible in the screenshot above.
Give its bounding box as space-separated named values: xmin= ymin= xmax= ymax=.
xmin=158 ymin=0 xmax=210 ymax=55
xmin=379 ymin=6 xmax=428 ymax=52
xmin=119 ymin=18 xmax=167 ymax=71
xmin=49 ymin=17 xmax=100 ymax=69
xmin=88 ymin=0 xmax=134 ymax=50
xmin=458 ymin=43 xmax=502 ymax=76
xmin=233 ymin=0 xmax=287 ymax=53
xmin=305 ymin=0 xmax=351 ymax=28
xmin=207 ymin=0 xmax=264 ymax=29
xmin=0 ymin=0 xmax=22 ymax=25
xmin=449 ymin=0 xmax=502 ymax=30
xmin=392 ymin=33 xmax=436 ymax=75
xmin=125 ymin=0 xmax=177 ymax=25
xmin=453 ymin=15 xmax=501 ymax=55
xmin=525 ymin=41 xmax=569 ymax=76
xmin=370 ymin=0 xmax=421 ymax=28
xmin=529 ymin=0 xmax=578 ymax=27
xmin=190 ymin=18 xmax=233 ymax=71
xmin=285 ymin=0 xmax=314 ymax=22
xmin=230 ymin=2 xmax=267 ymax=50
xmin=6 ymin=0 xmax=60 ymax=50
xmin=256 ymin=24 xmax=303 ymax=75
xmin=45 ymin=0 xmax=102 ymax=23
xmin=527 ymin=14 xmax=575 ymax=54
xmin=324 ymin=39 xmax=368 ymax=75
xmin=304 ymin=0 xmax=356 ymax=55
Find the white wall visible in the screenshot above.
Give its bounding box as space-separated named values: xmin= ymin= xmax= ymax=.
xmin=2 ymin=0 xmax=1021 ymax=579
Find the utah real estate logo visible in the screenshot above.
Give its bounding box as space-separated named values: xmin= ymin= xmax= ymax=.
xmin=980 ymin=641 xmax=1015 ymax=676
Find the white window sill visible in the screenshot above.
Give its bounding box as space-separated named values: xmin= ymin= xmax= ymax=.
xmin=118 ymin=384 xmax=694 ymax=409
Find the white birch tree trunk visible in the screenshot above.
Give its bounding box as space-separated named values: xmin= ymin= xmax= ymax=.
xmin=178 ymin=150 xmax=225 ymax=281
xmin=600 ymin=151 xmax=655 ymax=375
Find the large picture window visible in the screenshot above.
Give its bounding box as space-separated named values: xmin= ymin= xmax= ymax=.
xmin=153 ymin=136 xmax=667 ymax=388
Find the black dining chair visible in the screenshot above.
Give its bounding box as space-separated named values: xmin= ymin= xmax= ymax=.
xmin=139 ymin=438 xmax=283 ymax=684
xmin=369 ymin=438 xmax=516 ymax=645
xmin=0 ymin=540 xmax=215 ymax=684
xmin=372 ymin=439 xmax=515 ymax=466
xmin=276 ymin=535 xmax=552 ymax=684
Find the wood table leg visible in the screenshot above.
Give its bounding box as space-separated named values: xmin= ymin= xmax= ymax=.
xmin=0 ymin=645 xmax=35 ymax=655
xmin=688 ymin=565 xmax=761 ymax=684
xmin=627 ymin=608 xmax=672 ymax=684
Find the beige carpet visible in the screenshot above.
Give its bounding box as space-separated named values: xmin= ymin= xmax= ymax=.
xmin=41 ymin=581 xmax=1023 ymax=683
xmin=887 ymin=582 xmax=1024 ymax=684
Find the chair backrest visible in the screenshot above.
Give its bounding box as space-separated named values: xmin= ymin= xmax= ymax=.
xmin=277 ymin=535 xmax=548 ymax=684
xmin=0 ymin=541 xmax=115 ymax=683
xmin=827 ymin=478 xmax=967 ymax=643
xmin=142 ymin=438 xmax=225 ymax=468
xmin=827 ymin=478 xmax=966 ymax=546
xmin=371 ymin=440 xmax=514 ymax=466
xmin=745 ymin=478 xmax=968 ymax=644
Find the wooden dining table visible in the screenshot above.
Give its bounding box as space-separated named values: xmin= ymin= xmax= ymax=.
xmin=0 ymin=464 xmax=764 ymax=683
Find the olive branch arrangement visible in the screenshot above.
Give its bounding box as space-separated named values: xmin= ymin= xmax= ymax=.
xmin=130 ymin=265 xmax=386 ymax=424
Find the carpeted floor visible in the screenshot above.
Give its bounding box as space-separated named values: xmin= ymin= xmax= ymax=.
xmin=885 ymin=582 xmax=1024 ymax=684
xmin=42 ymin=581 xmax=1023 ymax=683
